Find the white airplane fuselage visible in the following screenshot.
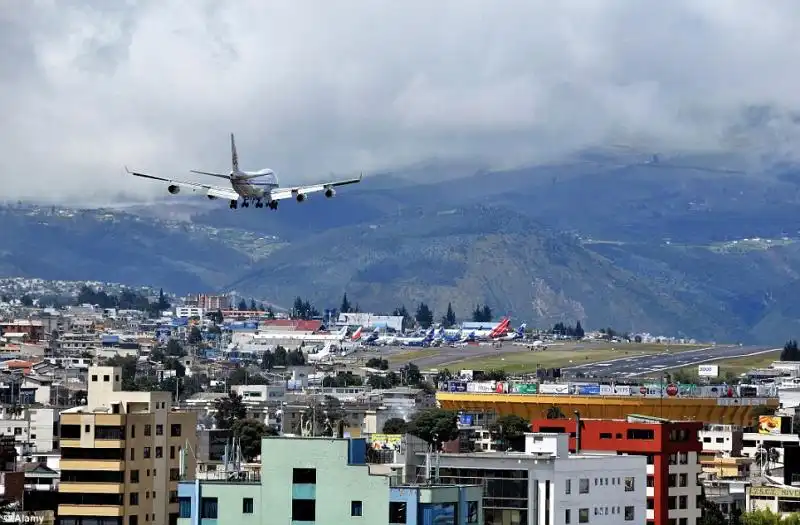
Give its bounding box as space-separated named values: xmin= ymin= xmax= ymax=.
xmin=230 ymin=169 xmax=279 ymax=199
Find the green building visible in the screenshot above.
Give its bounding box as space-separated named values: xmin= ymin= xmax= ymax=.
xmin=178 ymin=436 xmax=481 ymax=525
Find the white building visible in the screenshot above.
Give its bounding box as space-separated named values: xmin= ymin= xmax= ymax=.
xmin=175 ymin=306 xmax=204 ymax=319
xmin=0 ymin=406 xmax=59 ymax=454
xmin=699 ymin=424 xmax=743 ymax=456
xmin=434 ymin=433 xmax=647 ymax=525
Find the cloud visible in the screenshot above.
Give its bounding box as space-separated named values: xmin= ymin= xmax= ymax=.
xmin=3 ymin=0 xmax=800 ymax=203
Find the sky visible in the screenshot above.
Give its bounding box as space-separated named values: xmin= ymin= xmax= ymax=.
xmin=3 ymin=0 xmax=800 ymax=203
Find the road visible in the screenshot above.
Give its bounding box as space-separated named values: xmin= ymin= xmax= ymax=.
xmin=561 ymin=345 xmax=780 ymax=378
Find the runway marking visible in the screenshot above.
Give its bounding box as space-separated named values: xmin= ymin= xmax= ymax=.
xmin=624 ymin=347 xmax=781 ymax=378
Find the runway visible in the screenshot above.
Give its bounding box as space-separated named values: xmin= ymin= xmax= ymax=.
xmin=561 ymin=345 xmax=780 ymax=378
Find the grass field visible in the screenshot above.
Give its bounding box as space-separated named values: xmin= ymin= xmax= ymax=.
xmin=385 ymin=349 xmax=439 ymax=364
xmin=397 ymin=342 xmax=705 ymax=373
xmin=665 ymin=350 xmax=781 ymax=381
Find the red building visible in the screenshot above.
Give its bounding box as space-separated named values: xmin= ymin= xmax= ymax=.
xmin=531 ymin=414 xmax=703 ymax=525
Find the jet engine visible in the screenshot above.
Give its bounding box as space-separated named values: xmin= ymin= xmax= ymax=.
xmin=207 ymin=194 xmax=217 ymax=200
xmin=168 ymin=185 xmax=180 ymax=195
xmin=324 ymin=188 xmax=336 ymax=198
xmin=296 ymin=192 xmax=307 ymax=202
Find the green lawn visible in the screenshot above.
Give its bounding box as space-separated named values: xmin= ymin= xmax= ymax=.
xmin=430 ymin=343 xmax=704 ymax=374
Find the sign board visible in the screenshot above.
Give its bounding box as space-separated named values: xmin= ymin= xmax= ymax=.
xmin=749 ymin=486 xmax=800 ymax=498
xmin=510 ymin=383 xmax=538 ymax=394
xmin=758 ymin=416 xmax=782 ymax=435
xmin=698 ymin=364 xmax=719 ymax=377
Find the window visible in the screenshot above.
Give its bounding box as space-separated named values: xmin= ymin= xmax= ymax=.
xmin=156 ymin=447 xmax=163 ymax=458
xmin=156 ymin=424 xmax=163 ymax=436
xmin=351 ymin=501 xmax=363 ymax=517
xmin=91 ymin=375 xmax=98 ymax=382
xmin=242 ymin=498 xmax=254 ymax=514
xmin=128 ymin=517 xmax=138 ymax=525
xmin=291 ymin=499 xmax=315 ymax=522
xmin=170 ymin=424 xmax=182 ymax=437
xmin=129 ymin=493 xmax=139 ymax=506
xmin=599 ymin=432 xmax=612 ymax=439
xmin=389 ymin=502 xmax=407 ymax=524
xmin=293 ymin=468 xmax=316 ymax=484
xmin=143 ymin=447 xmax=151 ymax=459
xmin=201 ymin=498 xmax=218 ymax=519
xmin=625 ymin=506 xmax=634 ymax=521
xmin=115 ymin=375 xmax=120 ymax=382
xmin=131 ymin=425 xmax=136 ymax=438
xmin=579 ymin=478 xmax=589 ymax=494
xmin=566 ymin=479 xmax=571 ymax=494
xmin=679 ymin=495 xmax=687 ymax=509
xmin=84 ymin=425 xmax=90 ymax=434
xmin=170 ymin=446 xmax=175 ymax=459
xmin=668 ymin=496 xmax=677 ymax=510
xmin=130 ymin=470 xmax=139 ymax=483
xmin=627 ymin=429 xmax=655 ymax=440
xmin=170 ymin=468 xmax=180 ymax=481
xmin=679 ymin=452 xmax=688 ymax=464
xmin=565 ymin=509 xmax=571 ymax=524
xmin=679 ymin=473 xmax=687 ymax=487
xmin=130 ymin=448 xmax=135 ymax=460
xmin=144 ymin=425 xmax=152 ymax=437
xmin=578 ymin=508 xmax=589 ymax=523
xmin=624 ymin=477 xmax=635 ymax=492
xmin=466 ymin=501 xmax=478 ymax=524
xmin=103 ymin=375 xmax=110 ymax=382
xmin=668 ymin=474 xmax=676 ymax=487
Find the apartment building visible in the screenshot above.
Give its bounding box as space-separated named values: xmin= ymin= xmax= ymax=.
xmin=531 ymin=415 xmax=703 ymax=525
xmin=177 ymin=436 xmax=482 ymax=525
xmin=57 ymin=366 xmax=197 ymax=525
xmin=434 ymin=433 xmax=647 ymax=525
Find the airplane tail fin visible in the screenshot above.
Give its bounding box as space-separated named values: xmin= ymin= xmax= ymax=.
xmin=231 ymin=133 xmax=239 ymax=172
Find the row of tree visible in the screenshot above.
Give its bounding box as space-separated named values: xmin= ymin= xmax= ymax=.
xmin=75 ymin=286 xmax=171 ymax=316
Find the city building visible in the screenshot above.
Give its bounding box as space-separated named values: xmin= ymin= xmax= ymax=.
xmin=177 ymin=436 xmax=482 ymax=525
xmin=184 ymin=295 xmax=230 ymax=311
xmin=434 ymin=433 xmax=647 ymax=525
xmin=531 ymin=415 xmax=703 ymax=525
xmin=746 ymin=485 xmax=800 ymax=516
xmin=57 ymin=366 xmax=197 ymax=525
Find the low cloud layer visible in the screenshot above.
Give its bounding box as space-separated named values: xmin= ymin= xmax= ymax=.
xmin=2 ymin=1 xmax=800 ymax=203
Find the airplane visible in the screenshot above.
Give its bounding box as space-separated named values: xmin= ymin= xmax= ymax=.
xmin=442 ymin=317 xmax=510 ymax=340
xmin=398 ymin=327 xmax=436 ymax=347
xmin=495 ymin=323 xmax=527 ymax=342
xmin=126 ymin=133 xmax=363 ymax=210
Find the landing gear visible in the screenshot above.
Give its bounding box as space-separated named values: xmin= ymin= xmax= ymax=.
xmin=268 ymin=201 xmax=278 ymax=210
xmin=229 ymin=199 xmax=238 ymax=209
xmin=255 ymin=198 xmax=264 ymax=208
xmin=241 ymin=198 xmax=250 ymax=208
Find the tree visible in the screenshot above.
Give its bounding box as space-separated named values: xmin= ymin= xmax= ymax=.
xmin=340 ymin=293 xmax=351 ymax=314
xmin=415 ymin=302 xmax=434 ymax=329
xmin=166 ymin=339 xmax=185 ymax=357
xmin=238 ymin=299 xmax=248 ymax=311
xmin=489 ymin=414 xmax=530 ymax=451
xmin=741 ymin=509 xmax=795 ymax=525
xmin=400 ymin=363 xmax=422 ymax=386
xmin=407 ymin=409 xmax=459 ymax=450
xmin=782 ymin=340 xmax=800 ymax=361
xmin=207 ymin=309 xmax=224 ymax=324
xmin=392 ymin=305 xmax=414 ymax=330
xmin=697 ymin=496 xmax=727 ymax=525
xmin=753 ymin=447 xmax=780 ymax=473
xmin=261 ymin=351 xmax=275 ymax=370
xmin=382 ymin=418 xmax=408 ymax=434
xmin=187 ymin=326 xmax=203 ymax=345
xmin=366 ymin=358 xmax=389 ymax=370
xmin=323 ymin=373 xmax=363 ymax=388
xmin=545 ymin=405 xmax=565 ymax=419
xmin=471 ymin=304 xmax=493 ymax=323
xmin=249 ymin=299 xmax=257 ymax=311
xmin=574 ymin=320 xmax=585 ymax=338
xmin=367 ymin=373 xmax=400 ymax=389
xmin=231 ymin=418 xmax=277 ymax=461
xmin=265 ymin=306 xmax=275 ymax=320
xmin=19 ymin=294 xmax=33 ymax=307
xmin=442 ymin=303 xmax=457 ymax=328
xmin=214 ymin=392 xmax=247 ymax=430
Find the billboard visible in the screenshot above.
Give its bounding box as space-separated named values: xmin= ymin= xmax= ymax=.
xmin=573 ymin=384 xmax=600 ymax=395
xmin=758 ymin=416 xmax=782 ymax=435
xmin=447 ymin=381 xmax=467 ymax=392
xmin=511 ymin=383 xmax=538 ymax=394
xmin=539 ymin=383 xmax=569 ymax=394
xmin=370 ymin=434 xmax=402 ymax=451
xmin=466 ymin=381 xmax=496 ymax=393
xmin=698 ymin=364 xmax=719 ymax=377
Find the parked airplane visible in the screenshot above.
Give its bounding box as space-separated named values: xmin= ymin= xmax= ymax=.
xmin=443 ymin=317 xmax=510 ymax=340
xmin=497 ymin=323 xmax=526 ymax=342
xmin=126 ymin=133 xmax=363 ymax=210
xmin=399 ymin=327 xmax=436 ymax=347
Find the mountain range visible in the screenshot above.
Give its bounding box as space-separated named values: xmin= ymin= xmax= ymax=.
xmin=5 ymin=149 xmax=800 ymax=344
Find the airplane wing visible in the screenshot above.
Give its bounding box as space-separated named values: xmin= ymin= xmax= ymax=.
xmin=268 ymin=173 xmax=363 ymax=201
xmin=126 ymin=167 xmax=239 ymax=200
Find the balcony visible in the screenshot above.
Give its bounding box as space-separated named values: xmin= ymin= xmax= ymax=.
xmin=58 ymin=505 xmax=124 ymax=517
xmin=60 ymin=482 xmax=125 ymax=494
xmin=60 ymin=460 xmax=124 ymax=471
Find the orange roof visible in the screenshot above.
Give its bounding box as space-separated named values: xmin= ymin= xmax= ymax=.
xmin=260 ymin=320 xmax=322 ymax=332
xmin=4 ymin=360 xmax=32 ymax=368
